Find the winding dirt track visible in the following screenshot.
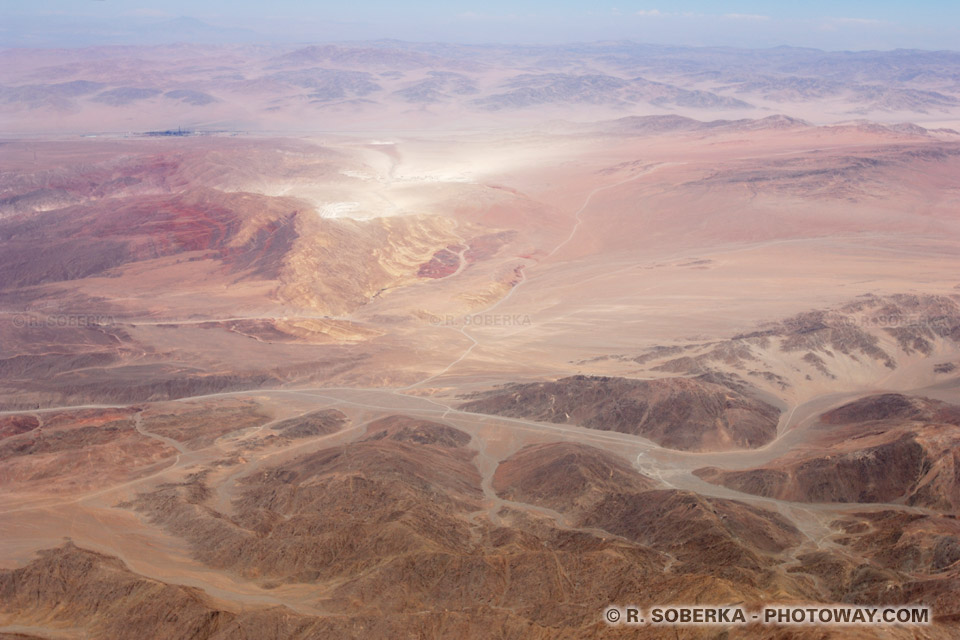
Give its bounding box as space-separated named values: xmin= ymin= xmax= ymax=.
xmin=400 ymin=164 xmax=671 ymax=391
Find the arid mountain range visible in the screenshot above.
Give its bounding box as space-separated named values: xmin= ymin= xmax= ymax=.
xmin=3 ymin=42 xmax=960 ymax=134
xmin=1 ymin=41 xmax=960 ymax=639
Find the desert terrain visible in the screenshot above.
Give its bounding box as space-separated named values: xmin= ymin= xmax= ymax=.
xmin=1 ymin=42 xmax=960 ymax=639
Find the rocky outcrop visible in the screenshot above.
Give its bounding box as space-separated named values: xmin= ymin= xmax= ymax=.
xmin=821 ymin=393 xmax=960 ymax=426
xmin=460 ymin=375 xmax=780 ymax=451
xmin=272 ymin=408 xmax=348 ymax=439
xmin=696 ymin=395 xmax=960 ymax=511
xmin=362 ymin=414 xmax=472 ymax=448
xmin=494 ymin=443 xmax=801 ymax=582
xmin=695 ymin=434 xmax=927 ymax=504
xmin=492 ymin=441 xmax=656 ymax=513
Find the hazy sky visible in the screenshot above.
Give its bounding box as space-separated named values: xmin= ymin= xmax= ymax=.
xmin=5 ymin=0 xmax=960 ymax=49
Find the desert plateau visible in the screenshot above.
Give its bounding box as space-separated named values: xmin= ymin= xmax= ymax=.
xmin=1 ymin=6 xmax=960 ymax=639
